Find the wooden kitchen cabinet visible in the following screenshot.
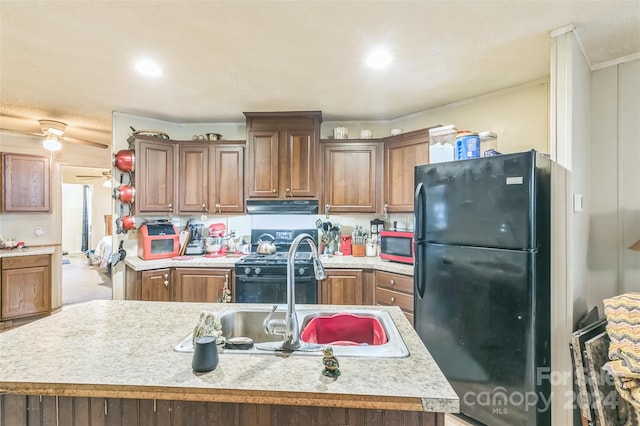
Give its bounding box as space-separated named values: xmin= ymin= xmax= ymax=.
xmin=125 ymin=267 xmax=172 ymax=301
xmin=375 ymin=270 xmax=414 ymax=325
xmin=2 ymin=153 xmax=51 ymax=212
xmin=319 ymin=269 xmax=365 ymax=305
xmin=177 ymin=144 xmax=209 ymax=213
xmin=210 ymin=143 xmax=244 ymax=213
xmin=383 ymin=129 xmax=431 ymax=213
xmin=140 ymin=268 xmax=172 ymax=302
xmin=133 ymin=137 xmax=177 ymax=215
xmin=178 ymin=142 xmax=245 ymax=214
xmin=321 ymin=141 xmax=382 ymax=214
xmin=245 ymin=111 xmax=321 ymax=199
xmin=1 ymin=255 xmax=51 ymax=320
xmin=173 ymin=268 xmax=233 ymax=303
xmin=126 ymin=267 xmax=234 ymax=302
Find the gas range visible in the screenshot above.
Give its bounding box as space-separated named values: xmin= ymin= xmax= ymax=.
xmin=234 ymin=229 xmax=319 ymax=304
xmin=236 ymin=252 xmax=313 ymax=265
xmin=235 ymin=228 xmax=318 ymax=276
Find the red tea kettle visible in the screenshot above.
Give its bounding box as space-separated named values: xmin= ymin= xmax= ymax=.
xmin=112 ymin=184 xmax=135 ymax=204
xmin=112 ymin=150 xmax=135 ymax=172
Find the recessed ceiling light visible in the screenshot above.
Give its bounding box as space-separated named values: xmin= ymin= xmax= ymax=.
xmin=366 ymin=49 xmax=392 ymax=69
xmin=135 ymin=59 xmax=162 ymax=77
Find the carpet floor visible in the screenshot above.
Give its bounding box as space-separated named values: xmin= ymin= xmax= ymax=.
xmin=62 ymin=254 xmax=112 ymax=305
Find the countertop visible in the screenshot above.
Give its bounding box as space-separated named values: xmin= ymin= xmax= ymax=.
xmin=0 ymin=300 xmax=458 ymax=413
xmin=0 ymin=245 xmax=56 ymax=258
xmin=125 ymin=254 xmax=414 ymax=276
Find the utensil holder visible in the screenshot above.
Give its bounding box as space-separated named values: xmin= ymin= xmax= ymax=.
xmin=352 ymin=244 xmax=365 ymax=257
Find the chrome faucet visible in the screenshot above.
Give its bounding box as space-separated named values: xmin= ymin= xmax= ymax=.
xmin=260 ymin=233 xmax=326 ymax=352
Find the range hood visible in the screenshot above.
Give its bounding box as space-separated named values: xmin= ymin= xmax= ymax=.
xmin=246 ymin=199 xmax=319 ymax=215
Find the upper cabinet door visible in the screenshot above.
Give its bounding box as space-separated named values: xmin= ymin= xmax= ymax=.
xmin=284 ymin=129 xmax=316 ymax=198
xmin=3 ymin=153 xmax=51 ymax=212
xmin=135 ymin=139 xmax=176 ymax=214
xmin=178 ymin=144 xmax=209 ymax=213
xmin=247 ymin=130 xmax=279 ymax=198
xmin=322 ymin=142 xmax=381 ymax=213
xmin=383 ymin=129 xmax=430 ymax=213
xmin=211 ymin=144 xmax=244 ymax=213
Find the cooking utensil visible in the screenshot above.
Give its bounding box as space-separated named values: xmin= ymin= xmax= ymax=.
xmin=110 ymin=240 xmax=127 ymax=266
xmin=256 ymin=233 xmax=276 ymax=254
xmin=112 ymin=149 xmax=135 ymax=172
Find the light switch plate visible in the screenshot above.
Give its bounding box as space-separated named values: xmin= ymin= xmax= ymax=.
xmin=573 ymin=194 xmax=584 ymax=212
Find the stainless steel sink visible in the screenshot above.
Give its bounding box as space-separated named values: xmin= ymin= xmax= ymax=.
xmin=174 ymin=307 xmax=409 ymax=358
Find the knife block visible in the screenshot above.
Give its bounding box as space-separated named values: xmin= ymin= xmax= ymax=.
xmin=352 ymin=244 xmax=365 ymax=257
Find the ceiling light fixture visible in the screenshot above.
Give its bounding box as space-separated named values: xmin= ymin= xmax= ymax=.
xmin=135 ymin=59 xmax=162 ymax=77
xmin=42 ymin=134 xmax=62 ymax=151
xmin=366 ymin=49 xmax=392 ymax=69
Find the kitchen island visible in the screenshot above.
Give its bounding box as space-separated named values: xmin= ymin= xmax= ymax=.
xmin=0 ymin=300 xmax=457 ymax=425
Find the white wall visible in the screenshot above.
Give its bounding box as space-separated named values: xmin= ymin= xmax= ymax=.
xmin=61 ymin=184 xmax=84 ymax=253
xmin=390 ymin=80 xmax=550 ymax=154
xmin=570 ymin=33 xmax=592 ymax=324
xmin=589 ymin=59 xmax=640 ymax=303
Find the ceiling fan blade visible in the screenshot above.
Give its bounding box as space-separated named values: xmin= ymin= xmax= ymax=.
xmin=0 ymin=127 xmax=46 ymax=137
xmin=61 ymin=135 xmax=109 ymax=149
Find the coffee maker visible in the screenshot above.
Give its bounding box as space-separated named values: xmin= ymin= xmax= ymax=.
xmin=185 ymin=223 xmax=205 ymax=255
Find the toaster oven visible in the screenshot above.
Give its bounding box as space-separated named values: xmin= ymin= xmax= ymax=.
xmin=138 ymin=222 xmax=180 ymax=260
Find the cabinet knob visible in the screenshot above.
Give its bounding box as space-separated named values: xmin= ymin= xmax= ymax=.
xmin=390 ymin=280 xmax=395 ymax=286
xmin=201 ymin=204 xmax=207 ymax=211
xmin=215 ymin=204 xmax=222 ymax=214
xmin=383 ymin=204 xmax=389 ymax=219
xmin=272 ymin=189 xmax=277 ymax=193
xmin=390 ymin=296 xmax=396 ymax=303
xmin=168 ymin=203 xmax=173 ymax=212
xmin=163 ymin=274 xmax=169 ymax=287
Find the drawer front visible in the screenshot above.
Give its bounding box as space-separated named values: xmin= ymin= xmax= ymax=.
xmin=2 ymin=254 xmax=51 ymax=270
xmin=375 ymin=287 xmax=413 ymax=312
xmin=375 ymin=270 xmax=413 ymax=294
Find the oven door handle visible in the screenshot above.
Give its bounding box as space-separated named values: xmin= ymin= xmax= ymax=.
xmin=235 ymin=275 xmax=316 ymax=283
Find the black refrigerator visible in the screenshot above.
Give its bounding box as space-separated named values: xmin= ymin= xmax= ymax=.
xmin=413 ymin=150 xmax=551 ymax=426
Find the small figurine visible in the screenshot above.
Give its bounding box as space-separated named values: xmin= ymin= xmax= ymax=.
xmin=192 ymin=311 xmax=225 ymax=346
xmin=322 ymin=346 xmax=340 ymax=378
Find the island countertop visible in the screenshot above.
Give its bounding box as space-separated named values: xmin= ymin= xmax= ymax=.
xmin=0 ymin=300 xmax=457 ymax=413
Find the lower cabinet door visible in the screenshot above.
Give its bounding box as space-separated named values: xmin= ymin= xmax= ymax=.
xmin=1 ymin=266 xmax=51 ymax=319
xmin=173 ymin=268 xmax=232 ymax=303
xmin=141 ymin=269 xmax=172 ymax=301
xmin=319 ymin=269 xmax=363 ymax=305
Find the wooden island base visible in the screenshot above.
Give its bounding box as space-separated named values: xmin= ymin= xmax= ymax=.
xmin=1 ymin=394 xmax=444 ymax=426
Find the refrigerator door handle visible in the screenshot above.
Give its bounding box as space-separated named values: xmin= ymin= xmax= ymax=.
xmin=414 ymin=241 xmax=426 ymax=299
xmin=414 ymin=182 xmax=426 ymax=241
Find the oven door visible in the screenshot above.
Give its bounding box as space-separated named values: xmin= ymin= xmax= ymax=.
xmin=235 ymin=275 xmax=317 ymax=304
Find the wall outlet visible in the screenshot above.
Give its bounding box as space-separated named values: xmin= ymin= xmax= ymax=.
xmin=34 ymin=226 xmax=43 ymax=237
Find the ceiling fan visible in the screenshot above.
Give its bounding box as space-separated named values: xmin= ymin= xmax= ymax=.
xmin=0 ymin=119 xmax=109 ymax=150
xmin=76 ymin=170 xmax=112 ymax=187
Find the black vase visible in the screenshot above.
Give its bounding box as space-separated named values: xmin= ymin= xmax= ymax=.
xmin=192 ymin=336 xmax=219 ymax=372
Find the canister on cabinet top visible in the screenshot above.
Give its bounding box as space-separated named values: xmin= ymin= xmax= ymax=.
xmin=455 ymin=131 xmax=481 ymax=160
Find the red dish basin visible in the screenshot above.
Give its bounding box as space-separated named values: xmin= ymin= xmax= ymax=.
xmin=300 ymin=313 xmax=387 ymax=346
